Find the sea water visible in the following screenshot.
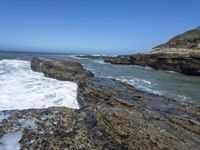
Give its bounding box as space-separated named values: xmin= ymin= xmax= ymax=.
xmin=0 ymin=57 xmax=79 ymax=111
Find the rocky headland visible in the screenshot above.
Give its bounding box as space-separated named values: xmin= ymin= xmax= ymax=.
xmin=0 ymin=57 xmax=199 ymax=149
xmin=105 ymin=26 xmax=200 ymax=75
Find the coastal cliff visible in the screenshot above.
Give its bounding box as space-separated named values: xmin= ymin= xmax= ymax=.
xmin=1 ymin=57 xmax=199 ymax=149
xmin=105 ymin=26 xmax=200 ymax=75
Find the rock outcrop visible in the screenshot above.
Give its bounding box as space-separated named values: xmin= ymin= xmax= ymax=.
xmin=78 ymin=78 xmax=200 ymax=149
xmin=0 ymin=57 xmax=199 ymax=149
xmin=105 ymin=49 xmax=200 ymax=75
xmin=31 ymin=57 xmax=94 ymax=82
xmin=105 ymin=26 xmax=200 ymax=76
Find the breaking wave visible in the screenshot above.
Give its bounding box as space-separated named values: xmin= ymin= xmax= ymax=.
xmin=0 ymin=59 xmax=79 ymax=111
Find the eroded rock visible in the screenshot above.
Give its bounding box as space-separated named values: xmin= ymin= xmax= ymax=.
xmin=31 ymin=57 xmax=94 ymax=82
xmin=0 ymin=108 xmax=124 ymax=149
xmin=78 ymin=78 xmax=200 ymax=149
xmin=104 ymin=26 xmax=200 ymax=76
xmin=105 ymin=50 xmax=200 ymax=75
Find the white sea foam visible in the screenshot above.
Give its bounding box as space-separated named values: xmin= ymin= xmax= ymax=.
xmin=176 ymin=95 xmax=189 ymax=101
xmin=69 ymin=55 xmax=86 ymax=59
xmin=91 ymin=59 xmax=108 ymax=64
xmin=16 ymin=119 xmax=37 ymax=129
xmin=0 ymin=59 xmax=79 ymax=111
xmin=0 ymin=131 xmax=22 ymax=150
xmin=113 ymin=76 xmax=161 ymax=95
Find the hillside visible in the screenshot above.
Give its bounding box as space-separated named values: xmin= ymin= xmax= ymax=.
xmin=153 ymin=26 xmax=200 ymax=50
xmin=104 ymin=26 xmax=200 ymax=75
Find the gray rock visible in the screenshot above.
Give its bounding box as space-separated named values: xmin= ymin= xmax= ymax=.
xmin=104 ymin=26 xmax=200 ymax=75
xmin=78 ymin=78 xmax=200 ymax=149
xmin=105 ymin=51 xmax=200 ymax=75
xmin=31 ymin=57 xmax=94 ymax=82
xmin=0 ymin=108 xmax=124 ymax=150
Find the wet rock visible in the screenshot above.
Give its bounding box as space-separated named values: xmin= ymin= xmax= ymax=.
xmin=78 ymin=78 xmax=200 ymax=149
xmin=105 ymin=50 xmax=200 ymax=75
xmin=105 ymin=26 xmax=200 ymax=76
xmin=31 ymin=57 xmax=94 ymax=82
xmin=0 ymin=108 xmax=124 ymax=149
xmin=1 ymin=57 xmax=199 ymax=149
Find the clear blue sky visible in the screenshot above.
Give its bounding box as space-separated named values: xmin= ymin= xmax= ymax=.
xmin=0 ymin=0 xmax=199 ymax=54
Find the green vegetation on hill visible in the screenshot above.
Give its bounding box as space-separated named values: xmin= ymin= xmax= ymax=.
xmin=153 ymin=26 xmax=200 ymax=50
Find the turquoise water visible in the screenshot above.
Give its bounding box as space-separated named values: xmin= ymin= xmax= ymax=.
xmin=0 ymin=51 xmax=200 ymax=104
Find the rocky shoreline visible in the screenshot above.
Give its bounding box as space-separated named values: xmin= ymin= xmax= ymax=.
xmin=81 ymin=27 xmax=200 ymax=76
xmin=105 ymin=48 xmax=200 ymax=75
xmin=0 ymin=57 xmax=199 ymax=149
xmin=75 ymin=49 xmax=200 ymax=76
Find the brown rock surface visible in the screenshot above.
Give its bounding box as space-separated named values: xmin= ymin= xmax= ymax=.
xmin=31 ymin=57 xmax=94 ymax=82
xmin=0 ymin=108 xmax=124 ymax=150
xmin=105 ymin=50 xmax=200 ymax=75
xmin=78 ymin=78 xmax=200 ymax=149
xmin=104 ymin=26 xmax=200 ymax=75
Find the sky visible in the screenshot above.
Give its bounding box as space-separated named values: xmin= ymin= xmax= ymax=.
xmin=0 ymin=0 xmax=199 ymax=55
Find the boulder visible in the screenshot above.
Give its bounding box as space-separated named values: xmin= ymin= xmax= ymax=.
xmin=31 ymin=57 xmax=94 ymax=82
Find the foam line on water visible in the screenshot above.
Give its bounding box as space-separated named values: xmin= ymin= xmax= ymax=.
xmin=0 ymin=59 xmax=79 ymax=111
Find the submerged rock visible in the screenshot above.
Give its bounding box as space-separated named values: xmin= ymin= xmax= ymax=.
xmin=31 ymin=57 xmax=94 ymax=82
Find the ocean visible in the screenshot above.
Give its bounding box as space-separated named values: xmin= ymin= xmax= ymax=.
xmin=0 ymin=50 xmax=199 ymax=109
